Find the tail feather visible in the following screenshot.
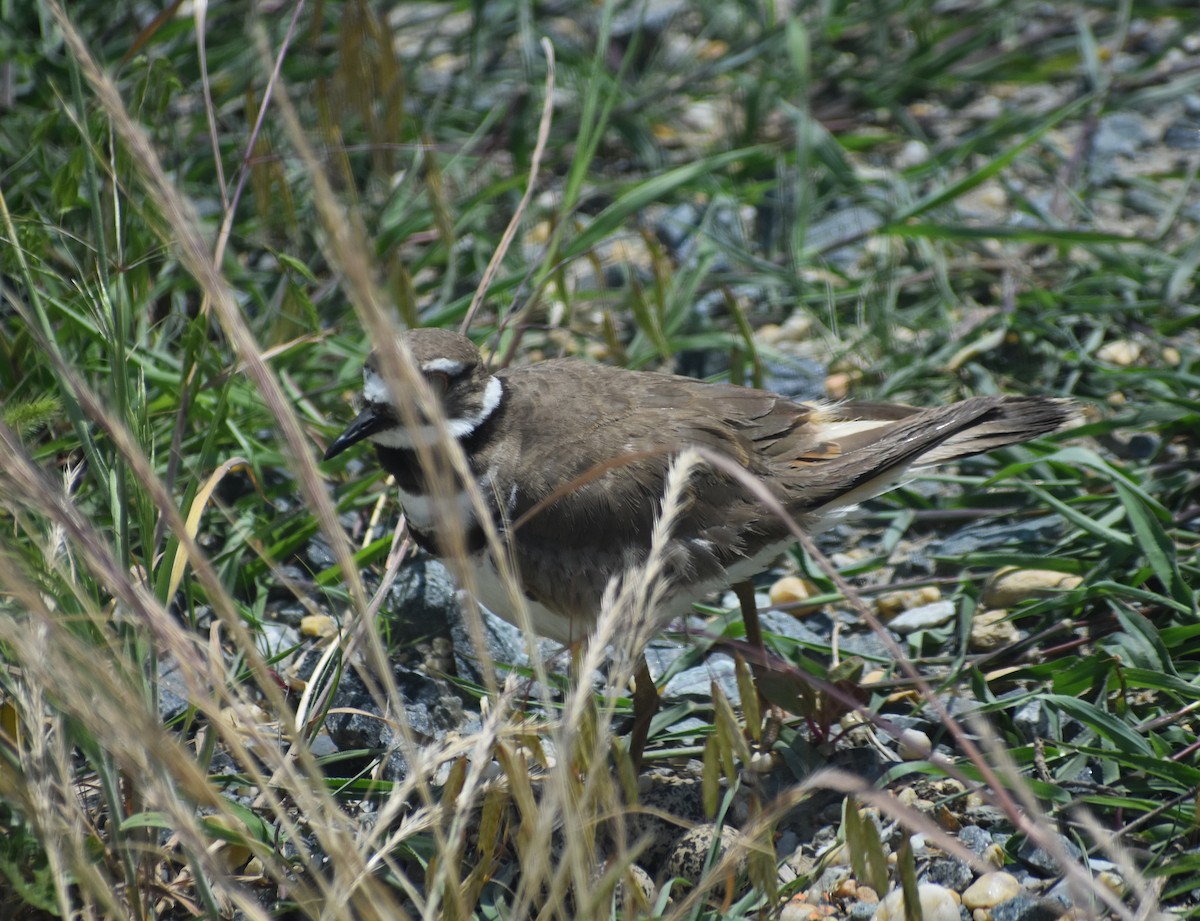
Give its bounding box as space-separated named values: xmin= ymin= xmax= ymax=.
xmin=794 ymin=395 xmax=1074 ymax=513
xmin=913 ymin=396 xmax=1076 ymax=465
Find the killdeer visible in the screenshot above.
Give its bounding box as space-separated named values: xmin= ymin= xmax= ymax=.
xmin=324 ymin=327 xmax=1072 ymax=761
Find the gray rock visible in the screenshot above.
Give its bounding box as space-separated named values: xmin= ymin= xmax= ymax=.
xmin=662 ymin=653 xmax=740 ymax=705
xmin=258 ymin=620 xmax=301 ymax=659
xmin=323 ymin=660 xmax=478 ymax=781
xmin=888 ymin=600 xmax=957 ymax=634
xmin=655 ymin=202 xmax=703 ymax=255
xmin=1016 ymin=833 xmax=1082 ymax=875
xmin=925 ymin=856 xmax=973 ymax=890
xmin=642 ymin=640 xmax=693 ymax=680
xmin=654 ymin=198 xmax=747 ymax=274
xmin=1093 ymin=112 xmax=1152 ymax=158
xmin=611 ymin=0 xmax=685 ymax=37
xmin=929 ymin=516 xmax=1064 ymax=557
xmin=305 ymin=535 xmax=337 ymax=570
xmin=1125 ymin=432 xmax=1161 ymax=461
xmin=837 ymin=629 xmax=895 ymax=661
xmin=269 ymin=566 xmax=312 ymax=602
xmin=806 ymin=205 xmax=883 ymax=268
xmin=385 ymin=556 xmax=461 ymax=642
xmin=775 ymin=830 xmax=799 ymax=858
xmin=957 ymin=824 xmax=993 ymax=855
xmin=962 ymin=805 xmax=1010 ymax=828
xmin=384 ymin=555 xmax=533 ymax=682
xmin=662 ymin=716 xmax=710 ymax=736
xmin=759 ymin=606 xmax=893 ymax=660
xmin=757 ymin=609 xmax=830 ymax=644
xmin=1166 ymin=121 xmax=1200 ymax=150
xmin=1013 ymin=699 xmax=1050 ymax=741
xmin=157 ymin=657 xmax=192 ymax=725
xmin=881 ymin=713 xmax=934 ymax=736
xmin=759 ymin=352 xmax=828 ymax=402
xmin=990 ymin=895 xmax=1065 ymax=921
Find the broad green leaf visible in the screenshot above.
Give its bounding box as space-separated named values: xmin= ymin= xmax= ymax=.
xmin=1114 ymin=480 xmax=1195 ymax=612
xmin=1042 ymin=696 xmax=1152 ymax=756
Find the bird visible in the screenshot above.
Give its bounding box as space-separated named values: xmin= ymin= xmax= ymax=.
xmin=324 ymin=327 xmax=1073 ymax=764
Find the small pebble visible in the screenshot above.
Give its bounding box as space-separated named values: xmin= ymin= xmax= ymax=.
xmin=897 ymin=728 xmax=933 ymax=760
xmin=1096 ymin=339 xmax=1142 ymax=366
xmin=936 ymin=804 xmax=961 ymax=833
xmin=816 ymin=842 xmax=848 ymax=869
xmin=825 ymin=371 xmax=856 ymax=400
xmin=833 ymin=878 xmax=858 ymax=899
xmin=962 ymin=871 xmax=1022 ymax=910
xmin=895 ymin=138 xmax=931 ymax=168
xmin=957 ymin=825 xmax=992 ymax=855
xmin=926 ymin=856 xmax=973 ymax=890
xmin=969 ymin=609 xmax=1020 ymax=652
xmin=855 ymin=886 xmax=879 ymax=903
xmin=1096 ymin=870 xmax=1125 ymax=896
xmin=982 ymin=569 xmax=1082 ymax=608
xmin=888 ymin=601 xmax=956 ymax=634
xmin=781 ymin=900 xmax=825 ymax=921
xmin=873 ymin=884 xmax=960 ymax=921
xmin=983 ymin=844 xmax=1007 ymax=868
xmin=876 ymin=586 xmax=941 ymax=617
xmin=747 ymin=751 xmax=775 ymax=774
xmin=300 ymin=614 xmax=338 ymax=639
xmin=770 ymin=575 xmax=822 ymax=610
xmin=933 ymin=778 xmax=966 ymax=796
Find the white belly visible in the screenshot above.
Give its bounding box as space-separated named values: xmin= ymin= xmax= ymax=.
xmin=457 ymin=552 xmax=590 ymax=646
xmin=451 ymin=531 xmax=802 ymax=648
xmin=418 ymin=508 xmax=808 ymax=648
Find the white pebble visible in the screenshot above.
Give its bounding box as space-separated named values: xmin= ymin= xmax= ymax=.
xmin=873 ymin=883 xmax=960 ymax=921
xmin=888 ymin=601 xmax=956 ymax=634
xmin=897 ymin=728 xmax=932 ymax=760
xmin=962 ymin=871 xmax=1021 ymax=909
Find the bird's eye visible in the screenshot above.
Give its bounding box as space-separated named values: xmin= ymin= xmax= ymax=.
xmin=426 ymin=370 xmax=450 ymax=395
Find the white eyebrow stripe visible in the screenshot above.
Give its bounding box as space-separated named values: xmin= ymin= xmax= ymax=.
xmin=421 ymin=357 xmax=467 ymax=376
xmin=362 ymin=367 xmax=390 ymax=405
xmin=362 ymin=359 xmax=473 ymax=406
xmin=368 ymin=376 xmax=503 ymax=449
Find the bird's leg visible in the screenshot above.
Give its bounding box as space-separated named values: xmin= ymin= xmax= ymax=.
xmin=627 ymin=653 xmax=658 ymax=770
xmin=734 ymin=579 xmax=779 ymax=744
xmin=734 ymin=579 xmax=765 ymax=666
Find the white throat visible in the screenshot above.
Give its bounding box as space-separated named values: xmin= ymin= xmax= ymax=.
xmin=368 ymin=374 xmax=503 ymax=451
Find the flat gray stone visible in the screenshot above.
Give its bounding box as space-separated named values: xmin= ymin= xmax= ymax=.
xmin=888 ymin=600 xmax=956 ymax=634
